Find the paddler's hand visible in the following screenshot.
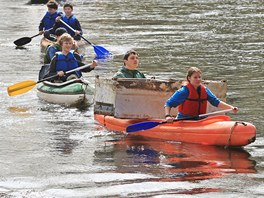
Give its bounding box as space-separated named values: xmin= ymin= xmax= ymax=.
xmin=75 ymin=30 xmax=81 ymax=35
xmin=91 ymin=60 xmax=98 ymax=68
xmin=232 ymin=107 xmax=238 ymax=114
xmin=165 ymin=115 xmax=174 ymax=123
xmin=57 ymin=71 xmax=65 ymax=77
xmin=55 ymin=16 xmax=61 ymax=22
xmin=72 ymin=41 xmax=78 ymax=49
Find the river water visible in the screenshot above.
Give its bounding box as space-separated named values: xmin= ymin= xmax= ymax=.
xmin=0 ymin=0 xmax=263 ymax=197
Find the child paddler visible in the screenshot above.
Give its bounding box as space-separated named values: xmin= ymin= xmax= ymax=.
xmin=45 ymin=33 xmax=97 ymax=82
xmin=54 ymin=3 xmax=83 ymax=41
xmin=39 ymin=1 xmax=62 ymax=41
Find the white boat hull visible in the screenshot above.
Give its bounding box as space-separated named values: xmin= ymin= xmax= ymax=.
xmin=37 ymin=79 xmax=94 ymax=107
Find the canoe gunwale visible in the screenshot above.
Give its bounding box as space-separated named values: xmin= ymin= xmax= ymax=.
xmin=42 ymin=78 xmax=87 ymax=87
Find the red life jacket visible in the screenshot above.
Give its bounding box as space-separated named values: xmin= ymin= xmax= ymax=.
xmin=178 ymin=83 xmax=208 ymax=116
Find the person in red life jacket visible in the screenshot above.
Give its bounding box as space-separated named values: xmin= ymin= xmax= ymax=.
xmin=164 ymin=67 xmax=238 ymax=122
xmin=39 ymin=1 xmax=62 ymax=41
xmin=45 ymin=33 xmax=97 ymax=82
xmin=54 ymin=3 xmax=83 ymax=41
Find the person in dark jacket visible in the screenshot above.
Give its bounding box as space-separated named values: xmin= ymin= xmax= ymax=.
xmin=113 ymin=50 xmax=146 ymax=79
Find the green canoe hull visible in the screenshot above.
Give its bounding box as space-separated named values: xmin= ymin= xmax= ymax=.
xmin=37 ymin=79 xmax=94 ymax=107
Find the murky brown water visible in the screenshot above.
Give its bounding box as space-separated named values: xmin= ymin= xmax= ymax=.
xmin=0 ymin=0 xmax=263 ymax=197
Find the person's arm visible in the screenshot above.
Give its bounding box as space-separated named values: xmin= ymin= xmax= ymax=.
xmin=53 ymin=16 xmax=61 ymax=31
xmin=74 ymin=18 xmax=82 ymax=35
xmin=81 ymin=60 xmax=97 ymax=72
xmin=72 ymin=18 xmax=82 ymax=40
xmin=47 ymin=46 xmax=57 ymax=63
xmin=218 ymin=101 xmax=238 ymax=113
xmin=206 ymin=87 xmax=238 ymax=113
xmin=164 ymin=86 xmax=189 ymax=122
xmin=164 ymin=106 xmax=173 ymax=121
xmin=39 ymin=17 xmax=44 ymax=34
xmin=44 ymin=57 xmax=60 ymax=81
xmin=206 ymin=88 xmax=220 ymax=107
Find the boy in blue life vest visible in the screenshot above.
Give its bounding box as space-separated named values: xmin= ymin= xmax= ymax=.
xmin=39 ymin=1 xmax=62 ymax=41
xmin=164 ymin=67 xmax=238 ymax=121
xmin=45 ymin=33 xmax=96 ymax=82
xmin=54 ymin=3 xmax=83 ymax=41
xmin=39 ymin=28 xmax=82 ymax=80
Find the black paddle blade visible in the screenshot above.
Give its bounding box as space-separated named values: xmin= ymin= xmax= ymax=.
xmin=14 ymin=37 xmax=32 ymax=46
xmin=126 ymin=121 xmax=163 ymax=133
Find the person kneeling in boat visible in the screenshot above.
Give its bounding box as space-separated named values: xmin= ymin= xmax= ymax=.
xmin=39 ymin=1 xmax=62 ymax=41
xmin=39 ymin=28 xmax=79 ymax=80
xmin=113 ymin=50 xmax=146 ymax=79
xmin=164 ymin=67 xmax=238 ymax=122
xmin=45 ymin=33 xmax=97 ymax=82
xmin=54 ymin=3 xmax=83 ymax=41
xmin=44 ymin=27 xmax=68 ymax=64
xmin=43 ymin=27 xmax=79 ymax=65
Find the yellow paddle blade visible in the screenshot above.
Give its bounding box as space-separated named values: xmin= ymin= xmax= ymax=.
xmin=8 ymin=80 xmax=37 ymax=96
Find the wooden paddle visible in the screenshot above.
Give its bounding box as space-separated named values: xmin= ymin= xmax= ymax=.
xmin=7 ymin=63 xmax=92 ymax=96
xmin=126 ymin=109 xmax=234 ymax=133
xmin=59 ymin=19 xmax=111 ymax=58
xmin=13 ymin=33 xmax=40 ymax=46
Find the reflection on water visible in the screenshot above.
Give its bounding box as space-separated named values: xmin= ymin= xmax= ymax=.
xmin=8 ymin=106 xmax=30 ymax=113
xmin=51 ymin=128 xmax=79 ymax=155
xmin=95 ymin=136 xmax=256 ymax=183
xmin=7 ymin=106 xmax=32 ymax=116
xmin=15 ymin=46 xmax=27 ymax=50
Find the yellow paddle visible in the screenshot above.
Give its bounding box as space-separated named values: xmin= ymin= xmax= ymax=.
xmin=7 ymin=64 xmax=92 ymax=96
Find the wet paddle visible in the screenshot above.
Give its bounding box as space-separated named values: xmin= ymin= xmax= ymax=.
xmin=7 ymin=63 xmax=92 ymax=96
xmin=126 ymin=109 xmax=233 ymax=133
xmin=13 ymin=33 xmax=40 ymax=46
xmin=59 ymin=19 xmax=111 ymax=58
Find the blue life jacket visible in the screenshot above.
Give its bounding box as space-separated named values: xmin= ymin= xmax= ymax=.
xmin=43 ymin=11 xmax=60 ymax=30
xmin=55 ymin=51 xmax=81 ymax=81
xmin=61 ymin=15 xmax=78 ymax=37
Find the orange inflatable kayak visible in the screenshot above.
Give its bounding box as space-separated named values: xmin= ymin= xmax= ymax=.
xmin=94 ymin=114 xmax=256 ymax=147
